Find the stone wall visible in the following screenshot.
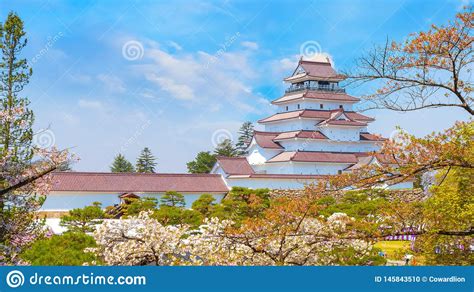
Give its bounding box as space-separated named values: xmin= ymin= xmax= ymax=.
xmin=269 ymin=188 xmax=426 ymax=202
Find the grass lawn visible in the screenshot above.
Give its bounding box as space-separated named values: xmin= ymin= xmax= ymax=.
xmin=374 ymin=241 xmax=411 ymax=260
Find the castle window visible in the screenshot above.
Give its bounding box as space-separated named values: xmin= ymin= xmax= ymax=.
xmin=339 ymin=105 xmax=343 ymax=109
xmin=297 ymin=104 xmax=300 ymax=109
xmin=286 ymin=106 xmax=289 ymax=111
xmin=338 ymin=170 xmax=342 ymax=175
xmin=320 ymin=104 xmax=324 ymax=109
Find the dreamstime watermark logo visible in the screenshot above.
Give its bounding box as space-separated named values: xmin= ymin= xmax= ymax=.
xmin=6 ymin=270 xmax=25 ymax=288
xmin=29 ymin=31 xmax=64 ymax=65
xmin=299 ymin=40 xmax=322 ymax=59
xmin=120 ymin=119 xmax=152 ymax=152
xmin=122 ymin=40 xmax=144 ymax=61
xmin=211 ymin=129 xmax=233 ymax=147
xmin=4 ymin=270 xmax=146 ymax=288
xmin=203 ymin=31 xmax=240 ymax=70
xmin=33 ymin=129 xmax=56 ymax=149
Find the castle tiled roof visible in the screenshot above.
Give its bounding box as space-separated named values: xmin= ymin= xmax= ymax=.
xmin=267 ymin=151 xmax=359 ymax=164
xmin=360 ymin=132 xmax=386 ymax=141
xmin=285 ymin=60 xmax=345 ymax=82
xmin=274 ymin=130 xmax=328 ymax=140
xmin=317 ymin=111 xmax=368 ymax=127
xmin=215 ymin=157 xmax=255 ymax=175
xmin=253 ymin=131 xmax=284 ymax=149
xmin=258 ymin=109 xmax=374 ymax=124
xmin=50 ymin=172 xmax=229 ymax=193
xmin=319 ymin=119 xmax=368 ymax=127
xmin=272 ymin=90 xmax=360 ymax=104
xmin=251 ymin=130 xmax=382 ymax=150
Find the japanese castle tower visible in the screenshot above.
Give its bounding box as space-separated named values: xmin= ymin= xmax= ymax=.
xmin=212 ymin=56 xmax=412 ymax=190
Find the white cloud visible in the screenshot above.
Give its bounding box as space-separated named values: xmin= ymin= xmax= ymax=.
xmin=68 ymin=73 xmax=92 ymax=84
xmin=132 ymin=40 xmax=264 ymax=114
xmin=167 ymin=41 xmax=183 ymax=51
xmin=78 ymin=99 xmax=103 ymax=109
xmin=147 ymin=75 xmax=195 ymax=100
xmin=241 ymin=41 xmax=259 ymax=50
xmin=97 ymin=74 xmax=126 ymax=93
xmin=59 ymin=112 xmax=80 ymax=125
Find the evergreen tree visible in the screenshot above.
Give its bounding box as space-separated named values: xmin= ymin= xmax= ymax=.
xmin=60 ymin=202 xmax=104 ymax=233
xmin=0 ymin=12 xmax=34 ymax=162
xmin=192 ymin=194 xmax=216 ymax=216
xmin=0 ymin=12 xmax=44 ymax=263
xmin=235 ymin=121 xmax=254 ymax=155
xmin=136 ymin=147 xmax=157 ymax=173
xmin=186 ymin=151 xmax=217 ymax=173
xmin=214 ymin=139 xmax=238 ymax=157
xmin=110 ymin=154 xmax=134 ymax=173
xmin=160 ymin=191 xmax=186 ymax=208
xmin=21 ymin=232 xmax=100 ymax=266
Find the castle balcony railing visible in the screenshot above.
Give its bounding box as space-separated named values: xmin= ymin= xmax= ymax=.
xmin=285 ymin=84 xmax=346 ymax=94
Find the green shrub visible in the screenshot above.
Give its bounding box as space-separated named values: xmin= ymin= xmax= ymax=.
xmin=21 ymin=232 xmax=100 ymax=266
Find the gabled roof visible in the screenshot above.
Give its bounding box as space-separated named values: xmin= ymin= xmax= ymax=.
xmin=345 ymin=153 xmax=397 ymax=171
xmin=285 ymin=59 xmax=345 ymax=82
xmin=258 ymin=109 xmax=374 ymax=124
xmin=318 ymin=110 xmax=368 ymax=127
xmin=360 ymin=132 xmax=386 ymax=141
xmin=321 ymin=119 xmax=368 ymax=126
xmin=253 ymin=131 xmax=284 ymax=149
xmin=267 ymin=151 xmax=359 ymax=164
xmin=215 ymin=156 xmax=255 ymax=175
xmin=50 ymin=172 xmax=229 ymax=193
xmin=344 ymin=156 xmax=377 ymax=171
xmin=274 ymin=130 xmax=328 ymax=140
xmin=272 ymin=90 xmax=360 ymax=104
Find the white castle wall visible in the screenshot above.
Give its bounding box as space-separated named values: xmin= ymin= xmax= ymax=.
xmin=278 ymin=140 xmax=380 ymax=152
xmin=41 ymin=192 xmax=227 ymax=211
xmin=319 ymin=125 xmax=362 ymax=141
xmin=247 ymin=143 xmax=282 ymax=166
xmin=225 ymin=177 xmax=318 ymax=189
xmin=261 ymin=162 xmax=351 ymax=175
xmin=277 ymin=100 xmax=354 ymax=112
xmin=264 ymin=119 xmax=320 ymax=132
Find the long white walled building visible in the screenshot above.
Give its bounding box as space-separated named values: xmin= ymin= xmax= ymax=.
xmin=212 ymin=56 xmax=413 ymax=190
xmin=43 ymin=172 xmax=228 ymax=213
xmin=41 ymin=56 xmax=412 ymax=215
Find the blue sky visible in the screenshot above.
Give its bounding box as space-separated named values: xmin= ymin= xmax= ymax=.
xmin=1 ymin=0 xmax=471 ymax=172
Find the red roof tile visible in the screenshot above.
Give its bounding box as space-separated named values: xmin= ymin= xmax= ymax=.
xmin=50 ymin=172 xmax=229 ymax=193
xmin=258 ymin=110 xmax=374 ymax=124
xmin=299 ymin=60 xmax=339 ymax=78
xmin=360 ymin=132 xmax=386 ymax=141
xmin=274 ymin=130 xmax=328 ymax=140
xmin=320 ymin=119 xmax=368 ymax=127
xmin=267 ymin=151 xmax=358 ymax=164
xmin=272 ymin=91 xmax=360 ymax=104
xmin=216 ymin=157 xmax=255 ymax=175
xmin=254 ymin=131 xmax=284 ymax=149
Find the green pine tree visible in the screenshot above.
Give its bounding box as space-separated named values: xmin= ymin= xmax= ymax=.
xmin=235 ymin=121 xmax=254 ymax=155
xmin=214 ymin=139 xmax=238 ymax=157
xmin=110 ymin=154 xmax=135 ymax=172
xmin=0 ymin=12 xmax=34 ymax=163
xmin=186 ymin=151 xmax=217 ymax=173
xmin=0 ymin=12 xmax=43 ymax=263
xmin=160 ymin=191 xmax=186 ymax=208
xmin=136 ymin=147 xmax=157 ymax=173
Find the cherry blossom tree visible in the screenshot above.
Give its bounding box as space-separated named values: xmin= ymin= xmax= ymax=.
xmin=349 ymin=7 xmax=473 ymax=115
